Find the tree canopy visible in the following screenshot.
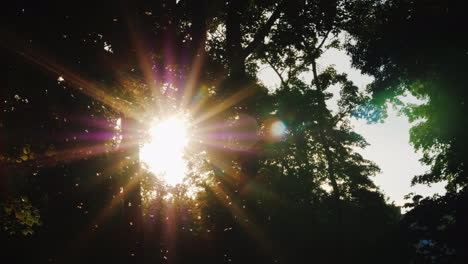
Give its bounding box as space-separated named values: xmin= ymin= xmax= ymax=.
xmin=1 ymin=1 xmax=466 ymax=263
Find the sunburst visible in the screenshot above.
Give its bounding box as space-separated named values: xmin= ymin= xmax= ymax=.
xmin=140 ymin=115 xmax=191 ymax=186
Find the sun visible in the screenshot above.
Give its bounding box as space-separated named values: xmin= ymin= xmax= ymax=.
xmin=140 ymin=115 xmax=190 ymax=186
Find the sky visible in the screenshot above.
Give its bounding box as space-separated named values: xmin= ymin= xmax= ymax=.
xmin=258 ymin=47 xmax=446 ymax=207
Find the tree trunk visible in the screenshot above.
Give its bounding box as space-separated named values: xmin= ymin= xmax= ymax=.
xmin=189 ymin=0 xmax=208 ymax=58
xmin=226 ymin=0 xmax=247 ymax=82
xmin=311 ymin=58 xmax=344 ymax=262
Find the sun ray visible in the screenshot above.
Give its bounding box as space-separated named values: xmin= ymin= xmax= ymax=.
xmin=11 ymin=140 xmax=137 ymax=168
xmin=53 ymin=155 xmax=141 ymax=262
xmin=123 ymin=12 xmax=164 ymax=106
xmin=203 ymin=162 xmax=273 ymax=255
xmin=181 ymin=49 xmax=206 ymax=108
xmin=2 ymin=35 xmax=142 ymax=121
xmin=192 ymin=85 xmax=258 ymax=125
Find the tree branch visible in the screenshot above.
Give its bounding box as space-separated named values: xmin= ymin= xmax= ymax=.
xmin=316 ymin=29 xmax=333 ymax=52
xmin=301 ymin=28 xmax=333 ymax=61
xmin=264 ymin=57 xmax=287 ymax=88
xmin=242 ymin=1 xmax=285 ymax=59
xmin=311 ymin=58 xmax=322 ymax=91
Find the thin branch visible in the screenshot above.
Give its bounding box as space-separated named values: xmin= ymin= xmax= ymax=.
xmin=316 ymin=28 xmax=333 ymax=52
xmin=333 ymin=111 xmax=348 ymax=126
xmin=301 ymin=27 xmax=333 ymax=60
xmin=242 ymin=1 xmax=285 ymax=59
xmin=264 ymin=57 xmax=287 ymax=88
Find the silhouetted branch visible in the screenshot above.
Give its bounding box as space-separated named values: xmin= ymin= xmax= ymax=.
xmin=243 ymin=1 xmax=285 ymax=59
xmin=264 ymin=57 xmax=287 ymax=88
xmin=317 ymin=29 xmax=333 ymax=51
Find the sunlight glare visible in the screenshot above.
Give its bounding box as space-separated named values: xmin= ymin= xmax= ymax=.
xmin=140 ymin=116 xmax=190 ymax=186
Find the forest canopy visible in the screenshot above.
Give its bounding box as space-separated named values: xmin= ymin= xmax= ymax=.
xmin=1 ymin=1 xmax=467 ymax=263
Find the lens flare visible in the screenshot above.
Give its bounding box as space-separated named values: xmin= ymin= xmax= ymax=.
xmin=271 ymin=120 xmax=287 ymax=138
xmin=261 ymin=118 xmax=287 ymax=142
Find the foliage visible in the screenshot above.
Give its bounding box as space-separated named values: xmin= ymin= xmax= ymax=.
xmin=345 ymin=0 xmax=468 ymax=192
xmin=0 ymin=197 xmax=41 ymax=236
xmin=346 ymin=0 xmax=468 ymax=262
xmin=401 ymin=189 xmax=468 ymax=263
